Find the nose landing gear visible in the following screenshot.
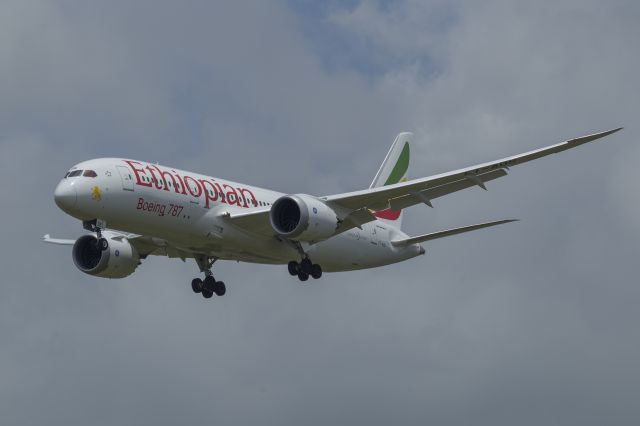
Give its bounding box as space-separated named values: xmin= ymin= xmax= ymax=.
xmin=83 ymin=219 xmax=109 ymax=251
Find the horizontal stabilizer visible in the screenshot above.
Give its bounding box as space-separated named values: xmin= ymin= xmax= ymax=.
xmin=390 ymin=219 xmax=518 ymax=247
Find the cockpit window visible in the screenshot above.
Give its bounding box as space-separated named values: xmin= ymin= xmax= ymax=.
xmin=83 ymin=170 xmax=97 ymax=177
xmin=64 ymin=172 xmax=70 ymax=178
xmin=67 ymin=170 xmax=83 ymax=177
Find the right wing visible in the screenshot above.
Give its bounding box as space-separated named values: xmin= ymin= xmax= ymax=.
xmin=218 ymin=206 xmax=273 ymax=236
xmin=43 ymin=231 xmax=197 ymax=260
xmin=42 ymin=234 xmax=75 ymax=245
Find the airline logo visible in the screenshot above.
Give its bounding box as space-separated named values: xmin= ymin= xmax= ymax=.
xmin=91 ymin=186 xmax=102 ymax=201
xmin=124 ymin=160 xmax=257 ymax=209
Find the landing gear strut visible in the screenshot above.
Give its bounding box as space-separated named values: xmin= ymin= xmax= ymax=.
xmin=84 ymin=219 xmax=109 ymax=251
xmin=193 ymin=256 xmax=226 ymax=299
xmin=288 ymin=258 xmax=322 ymax=281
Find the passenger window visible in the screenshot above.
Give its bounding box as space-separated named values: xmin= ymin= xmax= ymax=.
xmin=83 ymin=170 xmax=97 ymax=177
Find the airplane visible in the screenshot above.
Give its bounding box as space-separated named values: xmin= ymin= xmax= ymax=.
xmin=45 ymin=127 xmax=622 ymax=299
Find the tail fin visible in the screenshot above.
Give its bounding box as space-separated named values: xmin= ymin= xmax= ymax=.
xmin=370 ymin=132 xmax=412 ymax=228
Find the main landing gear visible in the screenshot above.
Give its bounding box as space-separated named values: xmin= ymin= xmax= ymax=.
xmin=192 ymin=256 xmax=226 ymax=299
xmin=288 ymin=258 xmax=322 ymax=282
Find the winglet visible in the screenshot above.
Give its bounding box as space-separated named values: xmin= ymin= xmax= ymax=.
xmin=567 ymin=127 xmax=623 ymax=147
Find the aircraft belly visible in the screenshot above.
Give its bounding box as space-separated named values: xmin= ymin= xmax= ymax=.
xmin=308 ymin=231 xmax=419 ymax=272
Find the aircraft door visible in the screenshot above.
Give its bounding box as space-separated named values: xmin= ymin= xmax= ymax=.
xmin=116 ymin=165 xmax=135 ymax=191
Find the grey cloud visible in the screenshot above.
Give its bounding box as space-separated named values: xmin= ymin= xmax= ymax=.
xmin=1 ymin=1 xmax=639 ymax=425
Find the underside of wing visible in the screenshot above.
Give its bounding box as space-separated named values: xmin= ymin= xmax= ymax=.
xmin=125 ymin=235 xmax=195 ymax=259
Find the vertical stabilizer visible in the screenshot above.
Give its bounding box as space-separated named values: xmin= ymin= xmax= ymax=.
xmin=370 ymin=132 xmax=412 ymax=228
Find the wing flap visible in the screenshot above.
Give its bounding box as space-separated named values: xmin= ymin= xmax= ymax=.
xmin=388 ymin=168 xmax=508 ymax=211
xmin=328 ymin=169 xmax=508 ymax=235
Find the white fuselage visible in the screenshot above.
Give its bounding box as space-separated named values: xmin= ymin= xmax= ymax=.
xmin=54 ymin=158 xmax=423 ymax=272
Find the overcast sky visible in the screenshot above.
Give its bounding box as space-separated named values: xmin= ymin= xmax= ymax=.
xmin=1 ymin=1 xmax=639 ymax=425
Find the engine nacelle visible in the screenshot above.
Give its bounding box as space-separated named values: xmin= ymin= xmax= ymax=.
xmin=72 ymin=232 xmax=140 ymax=278
xmin=270 ymin=194 xmax=339 ymax=242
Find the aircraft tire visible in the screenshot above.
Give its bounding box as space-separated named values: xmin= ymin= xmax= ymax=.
xmin=214 ymin=281 xmax=226 ymax=296
xmin=203 ymin=276 xmax=216 ymax=292
xmin=298 ymin=271 xmax=309 ymax=282
xmin=310 ymin=264 xmax=322 ymax=279
xmin=300 ymin=258 xmax=313 ymax=274
xmin=202 ymin=289 xmax=214 ymax=299
xmin=191 ymin=278 xmax=203 ymax=293
xmin=288 ymin=261 xmax=299 ymax=276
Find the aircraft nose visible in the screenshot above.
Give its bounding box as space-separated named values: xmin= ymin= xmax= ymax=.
xmin=54 ymin=180 xmax=77 ymax=211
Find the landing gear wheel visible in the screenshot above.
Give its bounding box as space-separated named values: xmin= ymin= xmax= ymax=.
xmin=214 ymin=281 xmax=226 ymax=296
xmin=300 ymin=258 xmax=313 ymax=274
xmin=98 ymin=238 xmax=108 ymax=251
xmin=193 ymin=256 xmax=224 ymax=299
xmin=298 ymin=271 xmax=309 ymax=282
xmin=203 ymin=276 xmax=216 ymax=292
xmin=288 ymin=261 xmax=299 ymax=276
xmin=191 ymin=278 xmax=203 ymax=293
xmin=310 ymin=264 xmax=322 ymax=279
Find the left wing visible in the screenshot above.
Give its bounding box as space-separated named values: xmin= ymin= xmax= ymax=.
xmin=219 ymin=128 xmax=622 ymax=237
xmin=325 ymin=128 xmax=622 ymax=211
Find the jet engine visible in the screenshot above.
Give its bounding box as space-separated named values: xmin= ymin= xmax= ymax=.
xmin=270 ymin=194 xmax=339 ymax=242
xmin=72 ymin=232 xmax=140 ymax=278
